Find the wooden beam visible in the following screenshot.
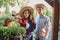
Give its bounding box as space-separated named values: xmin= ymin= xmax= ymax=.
xmin=52 ymin=0 xmax=59 ymax=40
xmin=59 ymin=0 xmax=60 ymax=24
xmin=45 ymin=0 xmax=54 ymax=7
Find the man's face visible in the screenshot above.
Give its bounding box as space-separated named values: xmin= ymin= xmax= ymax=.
xmin=36 ymin=7 xmax=44 ymax=15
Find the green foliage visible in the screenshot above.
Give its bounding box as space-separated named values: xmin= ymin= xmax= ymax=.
xmin=0 ymin=0 xmax=17 ymax=15
xmin=0 ymin=12 xmax=18 ymax=26
xmin=0 ymin=15 xmax=12 ymax=26
xmin=0 ymin=27 xmax=8 ymax=40
xmin=0 ymin=17 xmax=26 ymax=40
xmin=44 ymin=10 xmax=52 ymax=17
xmin=0 ymin=24 xmax=26 ymax=40
xmin=0 ymin=19 xmax=5 ymax=26
xmin=0 ymin=0 xmax=3 ymax=7
xmin=0 ymin=0 xmax=16 ymax=7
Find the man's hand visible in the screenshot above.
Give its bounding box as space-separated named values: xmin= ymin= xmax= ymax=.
xmin=41 ymin=28 xmax=46 ymax=33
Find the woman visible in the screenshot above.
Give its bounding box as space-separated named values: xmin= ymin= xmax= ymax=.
xmin=12 ymin=6 xmax=36 ymax=40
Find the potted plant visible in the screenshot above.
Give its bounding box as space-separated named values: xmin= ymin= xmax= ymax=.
xmin=8 ymin=21 xmax=26 ymax=40
xmin=0 ymin=21 xmax=26 ymax=40
xmin=9 ymin=26 xmax=26 ymax=40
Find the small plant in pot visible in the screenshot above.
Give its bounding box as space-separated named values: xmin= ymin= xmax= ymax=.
xmin=8 ymin=21 xmax=26 ymax=40
xmin=0 ymin=20 xmax=26 ymax=40
xmin=9 ymin=26 xmax=26 ymax=40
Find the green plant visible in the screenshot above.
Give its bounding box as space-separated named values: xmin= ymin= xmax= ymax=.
xmin=0 ymin=21 xmax=26 ymax=40
xmin=0 ymin=27 xmax=8 ymax=40
xmin=0 ymin=14 xmax=16 ymax=26
xmin=44 ymin=9 xmax=52 ymax=17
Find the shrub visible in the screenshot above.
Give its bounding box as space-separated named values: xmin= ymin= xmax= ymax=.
xmin=0 ymin=23 xmax=26 ymax=40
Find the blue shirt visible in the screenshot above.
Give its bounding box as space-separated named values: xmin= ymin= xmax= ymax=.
xmin=34 ymin=15 xmax=50 ymax=36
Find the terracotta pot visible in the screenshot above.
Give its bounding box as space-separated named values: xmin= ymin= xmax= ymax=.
xmin=4 ymin=19 xmax=11 ymax=26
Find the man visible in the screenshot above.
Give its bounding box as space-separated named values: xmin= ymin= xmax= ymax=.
xmin=33 ymin=4 xmax=50 ymax=40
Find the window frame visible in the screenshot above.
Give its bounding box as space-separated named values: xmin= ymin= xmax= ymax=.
xmin=52 ymin=0 xmax=59 ymax=40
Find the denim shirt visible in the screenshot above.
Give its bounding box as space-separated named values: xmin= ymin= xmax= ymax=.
xmin=34 ymin=15 xmax=50 ymax=38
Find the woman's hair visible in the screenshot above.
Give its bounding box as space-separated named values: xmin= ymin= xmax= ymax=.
xmin=20 ymin=9 xmax=36 ymax=29
xmin=22 ymin=9 xmax=34 ymax=21
xmin=24 ymin=9 xmax=34 ymax=21
xmin=27 ymin=10 xmax=36 ymax=29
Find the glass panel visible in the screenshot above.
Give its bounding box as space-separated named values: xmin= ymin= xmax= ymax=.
xmin=0 ymin=0 xmax=54 ymax=40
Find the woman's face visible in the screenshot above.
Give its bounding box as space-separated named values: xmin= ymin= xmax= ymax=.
xmin=24 ymin=10 xmax=29 ymax=18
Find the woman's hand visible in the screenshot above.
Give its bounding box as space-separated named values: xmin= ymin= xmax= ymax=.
xmin=29 ymin=32 xmax=33 ymax=35
xmin=26 ymin=22 xmax=30 ymax=29
xmin=12 ymin=14 xmax=16 ymax=16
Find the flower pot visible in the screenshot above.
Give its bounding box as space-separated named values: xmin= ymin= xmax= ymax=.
xmin=4 ymin=19 xmax=12 ymax=26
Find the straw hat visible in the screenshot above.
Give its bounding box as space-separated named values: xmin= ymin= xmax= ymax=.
xmin=35 ymin=4 xmax=46 ymax=9
xmin=19 ymin=6 xmax=34 ymax=18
